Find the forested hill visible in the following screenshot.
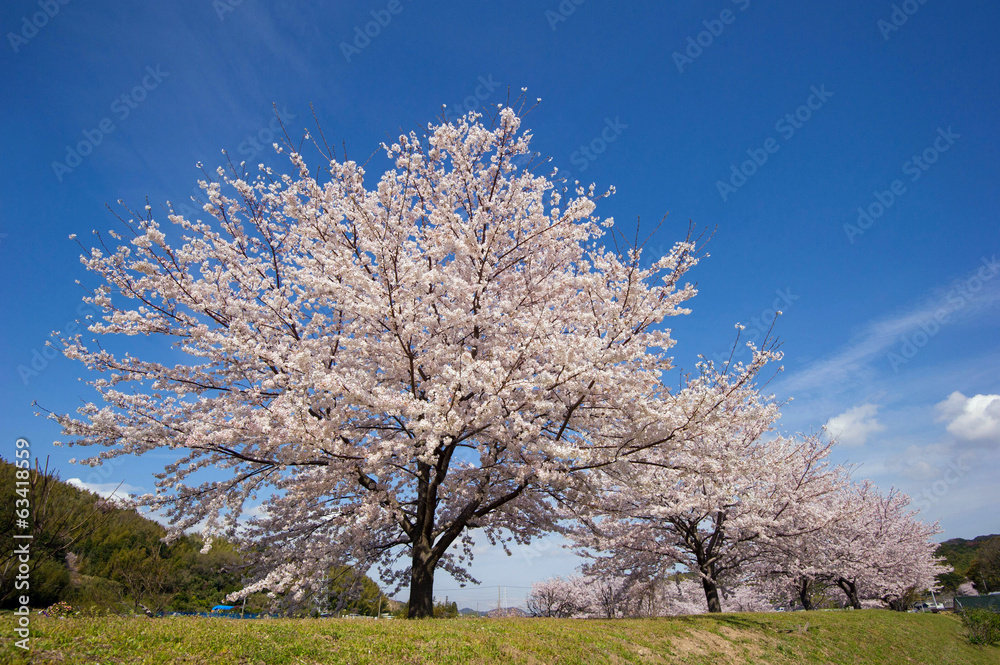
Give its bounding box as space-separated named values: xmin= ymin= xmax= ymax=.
xmin=935 ymin=534 xmax=1000 ymax=592
xmin=0 ymin=457 xmax=387 ymax=615
xmin=0 ymin=456 xmax=246 ymax=613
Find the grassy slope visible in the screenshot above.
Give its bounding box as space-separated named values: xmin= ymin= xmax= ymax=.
xmin=1 ymin=610 xmax=996 ymax=665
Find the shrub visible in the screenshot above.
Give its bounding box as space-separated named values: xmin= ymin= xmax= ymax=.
xmin=40 ymin=601 xmax=74 ymax=618
xmin=961 ymin=608 xmax=1000 ymax=646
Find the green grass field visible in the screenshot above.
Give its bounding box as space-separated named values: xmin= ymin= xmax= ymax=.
xmin=1 ymin=610 xmax=995 ymax=664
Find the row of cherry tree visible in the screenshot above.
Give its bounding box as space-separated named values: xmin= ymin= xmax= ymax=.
xmin=530 ymin=477 xmax=946 ymax=616
xmin=51 ymin=103 xmax=945 ymax=617
xmin=528 ymin=574 xmax=763 ymax=618
xmin=550 ymin=362 xmax=948 ymax=614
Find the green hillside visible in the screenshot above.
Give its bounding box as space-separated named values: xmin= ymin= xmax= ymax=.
xmin=0 ymin=458 xmax=386 ymax=616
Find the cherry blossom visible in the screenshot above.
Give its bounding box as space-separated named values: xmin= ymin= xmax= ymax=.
xmin=50 ymin=106 xmax=758 ymax=617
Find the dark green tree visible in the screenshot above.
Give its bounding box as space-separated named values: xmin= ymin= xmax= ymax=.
xmin=327 ymin=565 xmax=389 ymax=616
xmin=968 ymin=537 xmax=1000 ymax=593
xmin=433 ymin=600 xmax=459 ymax=618
xmin=0 ymin=457 xmax=113 ymax=608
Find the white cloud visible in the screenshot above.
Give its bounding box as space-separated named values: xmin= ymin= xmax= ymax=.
xmin=935 ymin=392 xmax=1000 ymax=445
xmin=244 ymin=504 xmax=270 ymax=520
xmin=824 ymin=403 xmax=886 ymax=447
xmin=66 ymin=478 xmax=143 ymax=500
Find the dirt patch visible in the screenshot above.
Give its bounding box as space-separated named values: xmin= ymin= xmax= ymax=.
xmin=670 ymin=629 xmax=739 ymax=661
xmin=668 ymin=626 xmax=777 ymax=664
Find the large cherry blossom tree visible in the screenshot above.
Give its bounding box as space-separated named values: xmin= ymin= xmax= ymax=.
xmin=49 ymin=106 xmax=768 ymax=617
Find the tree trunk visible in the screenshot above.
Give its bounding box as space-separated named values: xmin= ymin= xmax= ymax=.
xmin=798 ymin=577 xmax=813 ymax=611
xmin=836 ymin=577 xmax=862 ymax=610
xmin=701 ymin=577 xmax=722 ymax=613
xmin=887 ymin=596 xmax=908 ymax=612
xmin=407 ymin=544 xmax=435 ymax=619
xmin=407 ymin=461 xmax=438 ymax=619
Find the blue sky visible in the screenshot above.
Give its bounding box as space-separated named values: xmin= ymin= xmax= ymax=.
xmin=2 ymin=0 xmax=998 ymax=609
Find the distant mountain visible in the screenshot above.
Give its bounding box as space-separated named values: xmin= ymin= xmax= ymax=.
xmin=459 ymin=607 xmax=485 ymax=616
xmin=486 ymin=607 xmax=528 ymax=618
xmin=0 ymin=456 xmax=250 ymax=612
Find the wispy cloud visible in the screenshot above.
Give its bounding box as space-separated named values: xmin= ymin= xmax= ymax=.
xmin=778 ymin=256 xmax=1000 ymax=396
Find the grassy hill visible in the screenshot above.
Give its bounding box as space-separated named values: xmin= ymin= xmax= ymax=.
xmin=2 ymin=610 xmax=996 ymax=664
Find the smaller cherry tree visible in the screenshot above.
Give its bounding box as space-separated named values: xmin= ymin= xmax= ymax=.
xmin=719 ymin=582 xmax=774 ymax=613
xmin=655 ymin=576 xmax=709 ymax=616
xmin=525 ymin=576 xmax=591 ymax=618
xmin=772 ymin=480 xmax=949 ymax=610
xmin=568 ymin=358 xmax=842 ymax=613
xmin=834 ymin=483 xmax=948 ymax=610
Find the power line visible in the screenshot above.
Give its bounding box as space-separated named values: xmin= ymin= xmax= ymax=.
xmin=434 ymin=585 xmax=532 ymax=591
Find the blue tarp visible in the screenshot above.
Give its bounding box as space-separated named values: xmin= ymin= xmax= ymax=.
xmin=167 ymin=611 xmax=266 ymax=619
xmin=211 ymin=605 xmax=236 ymax=611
